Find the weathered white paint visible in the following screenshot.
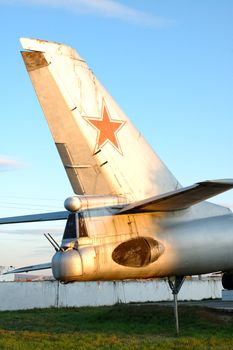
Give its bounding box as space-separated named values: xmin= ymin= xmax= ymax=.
xmin=0 ymin=277 xmax=222 ymax=311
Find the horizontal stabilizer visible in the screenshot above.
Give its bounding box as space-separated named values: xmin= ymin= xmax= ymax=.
xmin=0 ymin=211 xmax=69 ymax=225
xmin=120 ymin=179 xmax=233 ymax=213
xmin=3 ymin=262 xmax=51 ymax=274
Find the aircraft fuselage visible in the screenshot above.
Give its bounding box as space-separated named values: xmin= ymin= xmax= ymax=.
xmin=52 ymin=203 xmax=233 ymax=282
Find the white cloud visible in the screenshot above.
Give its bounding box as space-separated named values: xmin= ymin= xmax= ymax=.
xmin=2 ymin=0 xmax=173 ymax=27
xmin=0 ymin=156 xmax=23 ymax=171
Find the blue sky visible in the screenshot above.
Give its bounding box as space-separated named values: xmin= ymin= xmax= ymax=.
xmin=0 ymin=0 xmax=232 ymax=268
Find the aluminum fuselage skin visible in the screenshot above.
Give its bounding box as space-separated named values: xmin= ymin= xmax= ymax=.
xmin=52 ymin=201 xmax=233 ymax=282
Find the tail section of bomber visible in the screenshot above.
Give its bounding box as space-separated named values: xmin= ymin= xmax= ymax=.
xmin=20 ymin=38 xmax=179 ymax=201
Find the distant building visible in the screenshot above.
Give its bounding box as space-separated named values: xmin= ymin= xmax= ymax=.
xmin=14 ymin=274 xmax=54 ymax=282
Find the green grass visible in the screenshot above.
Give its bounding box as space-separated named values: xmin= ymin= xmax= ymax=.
xmin=0 ymin=304 xmax=233 ymax=349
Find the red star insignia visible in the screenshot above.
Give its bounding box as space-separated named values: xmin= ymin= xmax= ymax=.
xmin=83 ymin=99 xmax=126 ymax=155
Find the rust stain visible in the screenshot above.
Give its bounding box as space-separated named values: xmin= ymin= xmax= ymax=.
xmin=21 ymin=51 xmax=49 ymax=72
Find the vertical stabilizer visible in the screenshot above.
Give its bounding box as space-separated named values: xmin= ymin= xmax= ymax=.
xmin=20 ymin=38 xmax=179 ymax=201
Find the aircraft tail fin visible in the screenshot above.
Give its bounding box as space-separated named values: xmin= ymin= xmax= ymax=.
xmin=20 ymin=38 xmax=179 ymax=201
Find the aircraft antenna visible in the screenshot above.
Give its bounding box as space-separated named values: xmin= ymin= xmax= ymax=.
xmin=44 ymin=233 xmax=60 ymax=251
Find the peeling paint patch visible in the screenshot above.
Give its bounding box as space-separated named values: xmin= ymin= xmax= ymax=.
xmin=21 ymin=51 xmax=49 ymax=72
